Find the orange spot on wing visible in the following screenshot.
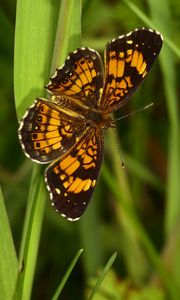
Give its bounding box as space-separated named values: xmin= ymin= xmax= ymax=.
xmin=52 ymin=142 xmax=61 ymax=150
xmin=79 ymin=72 xmax=88 ymax=84
xmin=127 ymin=49 xmax=133 ymax=56
xmin=83 ymin=154 xmax=92 ymax=164
xmin=47 ymin=137 xmax=62 ymax=146
xmin=91 ymin=179 xmax=96 ymax=187
xmin=83 ymin=179 xmax=92 ymax=191
xmin=87 ymin=147 xmax=93 ymax=156
xmin=46 ymin=130 xmax=60 ymax=139
xmin=139 ymin=61 xmax=147 ymax=74
xmin=91 ymin=69 xmax=96 ymax=78
xmin=131 ymin=50 xmax=139 ymax=67
xmin=119 ymin=52 xmax=124 ymax=58
xmin=65 ymin=159 xmax=80 ymax=175
xmin=117 ymin=60 xmax=125 ymax=77
xmin=70 ymin=84 xmax=81 ymax=93
xmin=47 ymin=125 xmax=58 ymax=131
xmin=118 ymin=79 xmax=126 ymax=89
xmin=60 ymin=155 xmax=76 ymax=170
xmin=74 ymin=78 xmax=82 ymax=87
xmin=49 ymin=118 xmax=61 ymax=126
xmin=51 ymin=110 xmax=60 ymax=119
xmin=125 ymin=76 xmax=133 ymax=88
xmin=67 ymin=177 xmax=82 ymax=192
xmin=126 ymin=55 xmax=132 ymax=63
xmin=109 ymin=58 xmax=117 ymax=76
xmin=60 ymin=173 xmax=66 ymax=180
xmin=83 ymin=162 xmax=96 ymax=169
xmin=136 ymin=52 xmax=143 ymax=72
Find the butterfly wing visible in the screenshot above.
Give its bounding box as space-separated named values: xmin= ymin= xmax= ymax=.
xmin=45 ymin=127 xmax=104 ymax=220
xmin=100 ymin=28 xmax=163 ymax=113
xmin=18 ymin=99 xmax=87 ymax=163
xmin=46 ymin=48 xmax=104 ymax=108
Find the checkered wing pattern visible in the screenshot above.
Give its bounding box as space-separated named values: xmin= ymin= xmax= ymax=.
xmin=18 ymin=28 xmax=163 ymax=221
xmin=45 ymin=127 xmax=104 ymax=220
xmin=100 ymin=28 xmax=163 ymax=113
xmin=18 ymin=99 xmax=86 ymax=163
xmin=46 ymin=48 xmax=104 ymax=108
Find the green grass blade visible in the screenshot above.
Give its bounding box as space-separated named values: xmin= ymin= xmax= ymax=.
xmin=14 ymin=0 xmax=82 ymax=299
xmin=0 ymin=187 xmax=18 ymax=300
xmin=14 ymin=0 xmax=59 ymax=117
xmin=18 ymin=165 xmax=42 ymax=267
xmin=15 ymin=166 xmax=45 ymax=300
xmin=15 ymin=175 xmax=46 ymax=300
xmin=88 ymin=252 xmax=117 ymax=300
xmin=147 ymin=0 xmax=180 ymax=236
xmin=14 ymin=0 xmax=59 ymax=298
xmin=147 ymin=0 xmax=180 ymax=290
xmin=51 ymin=0 xmax=82 ymax=72
xmin=51 ymin=249 xmax=83 ymax=300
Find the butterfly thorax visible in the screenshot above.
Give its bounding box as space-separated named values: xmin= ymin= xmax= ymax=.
xmin=52 ymin=95 xmax=115 ymax=129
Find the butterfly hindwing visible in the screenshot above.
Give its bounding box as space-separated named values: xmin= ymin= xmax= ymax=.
xmin=45 ymin=127 xmax=104 ymax=220
xmin=100 ymin=28 xmax=163 ymax=112
xmin=18 ymin=99 xmax=86 ymax=163
xmin=46 ymin=48 xmax=104 ymax=108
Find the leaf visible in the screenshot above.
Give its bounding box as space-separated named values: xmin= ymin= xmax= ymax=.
xmin=0 ymin=186 xmax=18 ymax=300
xmin=51 ymin=249 xmax=83 ymax=300
xmin=88 ymin=252 xmax=117 ymax=299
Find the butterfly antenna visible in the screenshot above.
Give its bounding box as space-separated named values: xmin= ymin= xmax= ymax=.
xmin=116 ymin=102 xmax=154 ymax=121
xmin=112 ymin=128 xmax=125 ymax=168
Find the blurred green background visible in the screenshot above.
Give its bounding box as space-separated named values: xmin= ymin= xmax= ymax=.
xmin=0 ymin=0 xmax=180 ymax=299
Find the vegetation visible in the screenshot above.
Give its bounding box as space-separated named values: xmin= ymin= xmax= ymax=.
xmin=0 ymin=0 xmax=180 ymax=299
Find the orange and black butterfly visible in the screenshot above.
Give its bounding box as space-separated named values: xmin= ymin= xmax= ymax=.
xmin=18 ymin=28 xmax=163 ymax=221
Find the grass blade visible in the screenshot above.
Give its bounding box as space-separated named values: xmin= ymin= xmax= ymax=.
xmin=14 ymin=0 xmax=59 ymax=298
xmin=147 ymin=0 xmax=180 ymax=290
xmin=147 ymin=0 xmax=180 ymax=236
xmin=14 ymin=0 xmax=82 ymax=299
xmin=15 ymin=175 xmax=46 ymax=300
xmin=51 ymin=249 xmax=83 ymax=300
xmin=50 ymin=0 xmax=82 ymax=72
xmin=14 ymin=0 xmax=59 ymax=117
xmin=88 ymin=252 xmax=117 ymax=300
xmin=0 ymin=187 xmax=18 ymax=300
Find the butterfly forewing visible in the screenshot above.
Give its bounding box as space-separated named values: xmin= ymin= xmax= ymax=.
xmin=100 ymin=28 xmax=163 ymax=113
xmin=45 ymin=127 xmax=104 ymax=220
xmin=46 ymin=48 xmax=104 ymax=108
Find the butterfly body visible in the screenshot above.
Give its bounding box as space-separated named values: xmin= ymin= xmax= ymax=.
xmin=51 ymin=94 xmax=114 ymax=129
xmin=18 ymin=28 xmax=163 ymax=221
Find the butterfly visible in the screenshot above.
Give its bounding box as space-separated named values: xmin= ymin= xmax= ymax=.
xmin=18 ymin=28 xmax=163 ymax=221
